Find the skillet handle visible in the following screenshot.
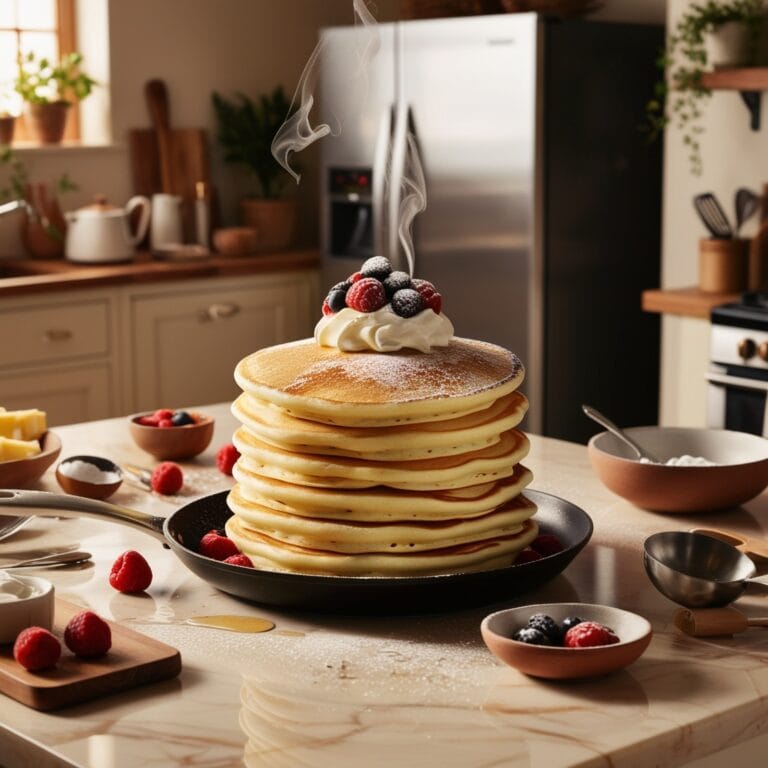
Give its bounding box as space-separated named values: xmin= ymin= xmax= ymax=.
xmin=690 ymin=527 xmax=768 ymax=561
xmin=0 ymin=489 xmax=167 ymax=541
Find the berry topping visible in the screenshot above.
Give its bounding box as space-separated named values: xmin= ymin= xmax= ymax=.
xmin=137 ymin=409 xmax=199 ymax=428
xmin=326 ymin=288 xmax=349 ymax=313
xmin=526 ymin=613 xmax=562 ymax=644
xmin=383 ymin=270 xmax=411 ymax=298
xmin=322 ymin=298 xmax=333 ymax=316
xmin=561 ymin=616 xmax=584 ymax=633
xmin=171 ymin=410 xmax=194 ymax=427
xmin=513 ymin=627 xmax=552 ymax=645
xmin=153 ymin=408 xmax=174 ymax=422
xmin=157 ymin=418 xmax=174 ymax=428
xmin=345 ymin=277 xmax=388 ymax=313
xmin=64 ymin=610 xmax=112 ymax=658
xmin=563 ymin=621 xmax=619 ymax=648
xmin=515 ymin=548 xmax=541 ymax=564
xmin=224 ymin=553 xmax=254 ymax=567
xmin=349 ymin=271 xmax=362 ymax=283
xmin=530 ymin=534 xmax=565 ymax=557
xmin=150 ymin=461 xmax=184 ymax=495
xmin=216 ymin=443 xmax=241 ymax=476
xmin=411 ymin=279 xmax=443 ymax=314
xmin=109 ymin=550 xmax=153 ymax=593
xmin=199 ymin=529 xmax=240 ymax=560
xmin=13 ymin=627 xmax=61 ymax=671
xmin=137 ymin=415 xmax=157 ymax=426
xmin=391 ymin=288 xmax=425 ymax=318
xmin=360 ymin=256 xmax=393 ymax=280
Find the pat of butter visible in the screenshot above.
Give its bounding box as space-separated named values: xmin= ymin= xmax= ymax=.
xmin=0 ymin=436 xmax=41 ymax=461
xmin=0 ymin=570 xmax=37 ymax=603
xmin=0 ymin=408 xmax=47 ymax=440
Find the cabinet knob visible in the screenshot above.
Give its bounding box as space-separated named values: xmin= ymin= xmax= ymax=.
xmin=199 ymin=302 xmax=241 ymax=322
xmin=737 ymin=338 xmax=757 ymax=360
xmin=758 ymin=341 xmax=768 ymax=363
xmin=43 ymin=329 xmax=73 ymax=342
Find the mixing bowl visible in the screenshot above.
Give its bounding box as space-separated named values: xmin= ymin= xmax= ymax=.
xmin=588 ymin=426 xmax=768 ymax=512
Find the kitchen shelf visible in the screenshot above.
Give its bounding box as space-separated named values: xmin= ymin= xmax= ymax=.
xmin=641 ymin=286 xmax=739 ymax=320
xmin=700 ymin=67 xmax=768 ymax=130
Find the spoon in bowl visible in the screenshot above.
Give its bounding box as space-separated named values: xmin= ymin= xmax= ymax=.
xmin=582 ymin=405 xmax=661 ymax=463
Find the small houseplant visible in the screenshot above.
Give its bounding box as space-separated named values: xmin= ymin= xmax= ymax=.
xmin=14 ymin=51 xmax=96 ymax=144
xmin=211 ymin=87 xmax=298 ymax=251
xmin=646 ymin=0 xmax=763 ymax=176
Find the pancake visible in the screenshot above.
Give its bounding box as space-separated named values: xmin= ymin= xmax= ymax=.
xmin=235 ymin=337 xmax=524 ymax=427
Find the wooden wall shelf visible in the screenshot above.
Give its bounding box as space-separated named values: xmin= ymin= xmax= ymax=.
xmin=700 ymin=67 xmax=768 ymax=130
xmin=642 ymin=286 xmax=739 ymax=320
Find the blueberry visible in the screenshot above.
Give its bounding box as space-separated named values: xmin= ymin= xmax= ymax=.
xmin=360 ymin=256 xmax=392 ymax=280
xmin=171 ymin=410 xmax=194 ymax=426
xmin=391 ymin=288 xmax=425 ymax=318
xmin=561 ymin=616 xmax=584 ymax=633
xmin=383 ymin=270 xmax=411 ymax=298
xmin=331 ymin=279 xmax=352 ymax=292
xmin=526 ymin=613 xmax=562 ymax=644
xmin=326 ymin=288 xmax=348 ymax=313
xmin=512 ymin=627 xmax=552 ymax=646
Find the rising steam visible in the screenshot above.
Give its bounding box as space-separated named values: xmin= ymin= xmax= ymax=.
xmin=271 ymin=0 xmax=380 ymax=183
xmin=398 ymin=132 xmax=427 ymax=277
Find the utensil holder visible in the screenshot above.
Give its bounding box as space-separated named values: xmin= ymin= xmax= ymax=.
xmin=698 ymin=237 xmax=749 ymax=293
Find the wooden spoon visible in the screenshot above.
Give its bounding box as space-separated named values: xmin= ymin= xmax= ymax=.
xmin=689 ymin=528 xmax=768 ymax=560
xmin=674 ymin=606 xmax=768 ymax=637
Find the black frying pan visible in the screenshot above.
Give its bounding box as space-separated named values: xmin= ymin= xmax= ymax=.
xmin=0 ymin=489 xmax=592 ymax=614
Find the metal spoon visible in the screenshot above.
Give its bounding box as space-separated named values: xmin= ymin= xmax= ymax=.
xmin=3 ymin=549 xmax=92 ymax=569
xmin=582 ymin=404 xmax=661 ymax=463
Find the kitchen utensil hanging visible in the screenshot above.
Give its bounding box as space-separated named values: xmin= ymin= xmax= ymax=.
xmin=694 ymin=192 xmax=732 ymax=239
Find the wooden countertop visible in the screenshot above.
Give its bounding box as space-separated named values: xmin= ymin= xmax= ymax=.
xmin=642 ymin=286 xmax=740 ymax=319
xmin=0 ymin=249 xmax=319 ymax=297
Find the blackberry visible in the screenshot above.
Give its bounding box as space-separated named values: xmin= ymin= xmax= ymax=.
xmin=561 ymin=616 xmax=584 ymax=633
xmin=512 ymin=627 xmax=551 ymax=646
xmin=526 ymin=613 xmax=562 ymax=644
xmin=383 ymin=270 xmax=411 ymax=298
xmin=360 ymin=256 xmax=392 ymax=280
xmin=326 ymin=288 xmax=348 ymax=313
xmin=391 ymin=288 xmax=425 ymax=318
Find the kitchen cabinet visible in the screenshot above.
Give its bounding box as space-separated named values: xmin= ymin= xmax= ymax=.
xmin=127 ymin=271 xmax=319 ymax=411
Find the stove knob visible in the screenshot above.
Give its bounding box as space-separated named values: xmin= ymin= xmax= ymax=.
xmin=758 ymin=341 xmax=768 ymax=363
xmin=737 ymin=338 xmax=757 ymax=360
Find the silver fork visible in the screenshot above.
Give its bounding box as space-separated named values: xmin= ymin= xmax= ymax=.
xmin=0 ymin=515 xmax=32 ymax=543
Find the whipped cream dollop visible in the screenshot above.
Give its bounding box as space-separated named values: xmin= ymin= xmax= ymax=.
xmin=0 ymin=570 xmax=38 ymax=603
xmin=315 ymin=306 xmax=454 ymax=353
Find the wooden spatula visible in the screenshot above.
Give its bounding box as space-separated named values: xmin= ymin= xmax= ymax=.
xmin=144 ymin=79 xmax=174 ymax=193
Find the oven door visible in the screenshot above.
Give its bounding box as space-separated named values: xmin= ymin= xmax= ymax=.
xmin=706 ymin=365 xmax=768 ymax=437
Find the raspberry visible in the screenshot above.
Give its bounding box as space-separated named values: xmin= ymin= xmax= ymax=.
xmin=513 ymin=627 xmax=551 ymax=645
xmin=322 ymin=298 xmax=333 ymax=316
xmin=109 ymin=550 xmax=153 ymax=593
xmin=150 ymin=461 xmax=183 ymax=495
xmin=411 ymin=279 xmax=443 ymax=314
xmin=345 ymin=277 xmax=387 ymax=312
xmin=526 ymin=613 xmax=562 ymax=644
xmin=137 ymin=415 xmax=158 ymax=426
xmin=224 ymin=553 xmax=253 ymax=568
xmin=13 ymin=627 xmax=61 ymax=671
xmin=349 ymin=271 xmax=362 ymax=283
xmin=157 ymin=418 xmax=174 ymax=428
xmin=64 ymin=610 xmax=112 ymax=658
xmin=360 ymin=256 xmax=392 ymax=280
xmin=530 ymin=534 xmax=565 ymax=557
xmin=199 ymin=530 xmax=240 ymax=560
xmin=515 ymin=548 xmax=541 ymax=564
xmin=391 ymin=288 xmax=425 ymax=318
xmin=152 ymin=408 xmax=174 ymax=422
xmin=563 ymin=621 xmax=619 ymax=648
xmin=216 ymin=443 xmax=240 ymax=476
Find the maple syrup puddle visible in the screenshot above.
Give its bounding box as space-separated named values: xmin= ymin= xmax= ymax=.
xmin=187 ymin=615 xmax=276 ymax=633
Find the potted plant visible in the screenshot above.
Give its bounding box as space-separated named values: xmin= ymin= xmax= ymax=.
xmin=646 ymin=0 xmax=763 ymax=176
xmin=14 ymin=51 xmax=96 ymax=144
xmin=211 ymin=86 xmax=298 ymax=251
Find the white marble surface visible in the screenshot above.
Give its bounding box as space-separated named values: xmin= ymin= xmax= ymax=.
xmin=1 ymin=403 xmax=768 ymax=768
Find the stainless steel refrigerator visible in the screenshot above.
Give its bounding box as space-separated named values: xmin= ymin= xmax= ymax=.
xmin=319 ymin=13 xmax=662 ymax=443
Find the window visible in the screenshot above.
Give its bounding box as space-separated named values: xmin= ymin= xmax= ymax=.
xmin=0 ymin=0 xmax=77 ymax=142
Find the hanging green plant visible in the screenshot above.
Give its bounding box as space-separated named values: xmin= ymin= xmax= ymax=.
xmin=646 ymin=0 xmax=764 ymax=176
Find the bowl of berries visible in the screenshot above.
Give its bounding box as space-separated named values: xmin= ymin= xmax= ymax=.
xmin=128 ymin=408 xmax=214 ymax=460
xmin=481 ymin=602 xmax=652 ymax=680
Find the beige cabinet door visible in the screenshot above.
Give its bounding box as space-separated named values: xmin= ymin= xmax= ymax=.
xmin=128 ymin=274 xmax=317 ymax=411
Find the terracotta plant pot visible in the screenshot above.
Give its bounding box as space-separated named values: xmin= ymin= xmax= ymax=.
xmin=239 ymin=198 xmax=298 ymax=252
xmin=0 ymin=115 xmax=16 ymax=145
xmin=24 ymin=101 xmax=70 ymax=144
xmin=20 ymin=183 xmax=67 ymax=259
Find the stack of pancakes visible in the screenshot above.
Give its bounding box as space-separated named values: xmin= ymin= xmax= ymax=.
xmin=226 ymin=336 xmax=537 ymax=576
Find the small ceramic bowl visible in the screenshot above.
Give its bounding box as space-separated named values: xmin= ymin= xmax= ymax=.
xmin=0 ymin=573 xmax=55 ymax=644
xmin=56 ymin=455 xmax=123 ymax=500
xmin=481 ymin=602 xmax=652 ymax=680
xmin=588 ymin=427 xmax=768 ymax=513
xmin=0 ymin=431 xmax=61 ymax=489
xmin=128 ymin=411 xmax=214 ymax=460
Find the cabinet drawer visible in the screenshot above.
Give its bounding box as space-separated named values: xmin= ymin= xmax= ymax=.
xmin=0 ymin=300 xmax=110 ymax=368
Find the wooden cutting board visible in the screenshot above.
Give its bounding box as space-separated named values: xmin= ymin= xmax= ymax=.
xmin=0 ymin=599 xmax=181 ymax=711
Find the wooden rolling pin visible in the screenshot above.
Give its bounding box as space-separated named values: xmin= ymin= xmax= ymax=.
xmin=674 ymin=607 xmax=768 ymax=637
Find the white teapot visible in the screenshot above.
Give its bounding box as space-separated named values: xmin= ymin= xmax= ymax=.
xmin=65 ymin=194 xmax=151 ymax=263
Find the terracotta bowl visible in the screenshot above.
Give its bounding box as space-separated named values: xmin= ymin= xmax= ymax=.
xmin=588 ymin=427 xmax=768 ymax=513
xmin=0 ymin=431 xmax=61 ymax=488
xmin=481 ymin=602 xmax=652 ymax=680
xmin=55 ymin=455 xmax=123 ymax=500
xmin=128 ymin=411 xmax=214 ymax=460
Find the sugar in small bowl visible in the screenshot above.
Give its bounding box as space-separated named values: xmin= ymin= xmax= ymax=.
xmin=56 ymin=455 xmax=123 ymax=500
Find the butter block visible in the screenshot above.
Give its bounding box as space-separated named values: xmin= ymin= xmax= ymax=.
xmin=0 ymin=436 xmax=41 ymax=461
xmin=0 ymin=409 xmax=47 ymax=440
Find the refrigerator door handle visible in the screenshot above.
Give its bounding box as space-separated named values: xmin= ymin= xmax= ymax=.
xmin=372 ymin=104 xmax=394 ymax=259
xmin=387 ymin=100 xmax=410 ymax=268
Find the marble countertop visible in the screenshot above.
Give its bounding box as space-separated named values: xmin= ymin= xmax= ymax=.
xmin=1 ymin=403 xmax=768 ymax=767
